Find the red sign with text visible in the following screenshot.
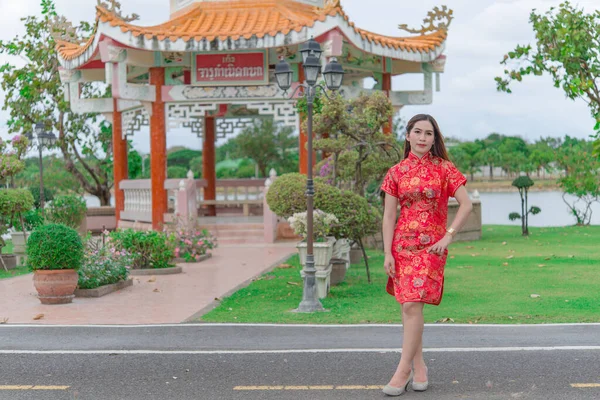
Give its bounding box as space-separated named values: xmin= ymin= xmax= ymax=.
xmin=194 ymin=52 xmax=267 ymax=85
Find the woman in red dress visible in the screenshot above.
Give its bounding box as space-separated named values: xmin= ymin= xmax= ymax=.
xmin=380 ymin=114 xmax=473 ymax=396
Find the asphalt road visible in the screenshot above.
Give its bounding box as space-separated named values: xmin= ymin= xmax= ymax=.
xmin=1 ymin=324 xmax=599 ymax=400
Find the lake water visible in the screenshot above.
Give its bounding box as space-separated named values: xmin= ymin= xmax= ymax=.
xmin=84 ymin=191 xmax=599 ymax=227
xmin=478 ymin=191 xmax=600 ymax=227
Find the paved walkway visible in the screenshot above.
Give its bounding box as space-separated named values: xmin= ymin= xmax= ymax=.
xmin=0 ymin=244 xmax=295 ymax=325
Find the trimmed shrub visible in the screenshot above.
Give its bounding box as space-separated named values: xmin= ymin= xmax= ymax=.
xmin=27 ymin=224 xmax=84 ymax=271
xmin=320 ymin=189 xmax=381 ymax=241
xmin=47 ymin=195 xmax=87 ymax=229
xmin=0 ymin=189 xmax=35 ymax=234
xmin=266 ymin=173 xmax=338 ymax=218
xmin=266 ymin=173 xmax=381 ymax=241
xmin=109 ymin=229 xmax=174 ymax=270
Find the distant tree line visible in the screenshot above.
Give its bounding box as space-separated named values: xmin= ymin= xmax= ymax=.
xmin=446 ymin=133 xmax=594 ymax=182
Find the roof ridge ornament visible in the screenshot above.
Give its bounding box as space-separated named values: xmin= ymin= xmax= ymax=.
xmin=97 ymin=0 xmax=140 ymax=23
xmin=49 ymin=15 xmax=87 ymax=45
xmin=398 ymin=5 xmax=453 ymax=35
xmin=324 ymin=0 xmax=341 ymax=8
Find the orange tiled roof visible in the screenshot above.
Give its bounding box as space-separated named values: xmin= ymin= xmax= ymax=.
xmin=57 ymin=0 xmax=447 ymax=62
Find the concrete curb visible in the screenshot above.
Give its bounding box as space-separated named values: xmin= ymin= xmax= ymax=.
xmin=74 ymin=278 xmax=133 ymax=298
xmin=182 ymin=251 xmax=294 ymax=323
xmin=129 ymin=266 xmax=183 ymax=276
xmin=174 ymin=253 xmax=212 ymax=264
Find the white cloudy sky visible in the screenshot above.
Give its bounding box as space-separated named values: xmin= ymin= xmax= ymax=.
xmin=0 ymin=0 xmax=597 ymax=154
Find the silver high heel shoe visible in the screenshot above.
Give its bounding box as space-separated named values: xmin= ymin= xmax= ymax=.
xmin=382 ymin=370 xmax=414 ymax=396
xmin=412 ymin=367 xmax=428 ymax=392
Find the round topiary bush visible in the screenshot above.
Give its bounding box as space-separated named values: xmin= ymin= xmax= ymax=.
xmin=266 ymin=173 xmax=382 ymax=241
xmin=26 ymin=224 xmax=84 ymax=271
xmin=319 ymin=189 xmax=381 ymax=241
xmin=266 ymin=173 xmax=339 ymax=218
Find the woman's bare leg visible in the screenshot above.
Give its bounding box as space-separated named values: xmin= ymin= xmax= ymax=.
xmin=413 ymin=337 xmax=428 ymax=382
xmin=387 ymin=302 xmax=424 ymax=387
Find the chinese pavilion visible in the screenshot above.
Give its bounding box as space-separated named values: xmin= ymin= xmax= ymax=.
xmin=56 ymin=0 xmax=451 ymax=230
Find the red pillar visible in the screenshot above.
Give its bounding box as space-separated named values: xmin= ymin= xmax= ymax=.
xmin=149 ymin=68 xmax=168 ymax=230
xmin=383 ymin=72 xmax=393 ymax=135
xmin=203 ymin=116 xmax=217 ymax=217
xmin=112 ymin=99 xmax=128 ymax=223
xmin=297 ymin=64 xmax=316 ymax=175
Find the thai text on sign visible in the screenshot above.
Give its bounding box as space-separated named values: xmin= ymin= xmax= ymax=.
xmin=194 ymin=52 xmax=266 ymax=84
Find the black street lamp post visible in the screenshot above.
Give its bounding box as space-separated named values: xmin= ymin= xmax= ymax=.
xmin=274 ymin=38 xmax=345 ymax=313
xmin=26 ymin=123 xmax=57 ymax=211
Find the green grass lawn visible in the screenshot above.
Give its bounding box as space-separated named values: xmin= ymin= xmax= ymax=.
xmin=199 ymin=225 xmax=600 ymax=324
xmin=0 ymin=240 xmax=30 ymax=280
xmin=2 ymin=240 xmax=13 ymax=254
xmin=0 ymin=266 xmax=29 ymax=280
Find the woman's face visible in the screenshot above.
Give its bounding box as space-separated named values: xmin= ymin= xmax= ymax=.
xmin=407 ymin=120 xmax=435 ymax=157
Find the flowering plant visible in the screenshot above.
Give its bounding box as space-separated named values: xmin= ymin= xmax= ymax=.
xmin=0 ymin=135 xmax=29 ymax=181
xmin=169 ymin=227 xmax=217 ymax=262
xmin=288 ymin=209 xmax=338 ymax=242
xmin=78 ymin=232 xmax=133 ymax=290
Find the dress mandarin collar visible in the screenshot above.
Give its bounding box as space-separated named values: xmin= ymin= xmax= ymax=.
xmin=407 ymin=151 xmax=432 ymax=163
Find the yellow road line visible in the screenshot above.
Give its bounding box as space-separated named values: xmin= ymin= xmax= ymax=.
xmin=234 ymin=385 xmax=384 ymax=391
xmin=571 ymin=383 xmax=600 ymax=388
xmin=0 ymin=385 xmax=69 ymax=390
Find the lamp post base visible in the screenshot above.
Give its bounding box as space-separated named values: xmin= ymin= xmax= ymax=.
xmin=293 ymin=300 xmax=326 ymax=314
xmin=292 ymin=256 xmax=326 ymax=313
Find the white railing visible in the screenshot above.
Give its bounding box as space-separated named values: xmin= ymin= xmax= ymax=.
xmin=120 ymin=180 xmax=153 ymax=223
xmin=119 ymin=177 xmax=268 ymax=223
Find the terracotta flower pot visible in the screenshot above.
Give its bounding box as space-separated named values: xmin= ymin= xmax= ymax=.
xmin=33 ymin=269 xmax=79 ymax=305
xmin=330 ymin=259 xmax=348 ymax=286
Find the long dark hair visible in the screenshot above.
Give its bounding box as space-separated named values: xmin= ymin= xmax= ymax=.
xmin=403 ymin=114 xmax=450 ymax=161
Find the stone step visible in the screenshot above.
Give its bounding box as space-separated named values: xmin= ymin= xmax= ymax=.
xmin=213 ymin=229 xmax=264 ymax=239
xmin=199 ymin=223 xmax=264 ymax=231
xmin=217 ymin=237 xmax=267 ymax=245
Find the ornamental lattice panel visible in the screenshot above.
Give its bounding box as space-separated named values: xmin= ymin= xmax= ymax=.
xmin=121 ymin=108 xmax=150 ymax=138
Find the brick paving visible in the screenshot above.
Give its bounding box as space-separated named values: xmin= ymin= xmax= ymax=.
xmin=0 ymin=244 xmax=294 ymax=325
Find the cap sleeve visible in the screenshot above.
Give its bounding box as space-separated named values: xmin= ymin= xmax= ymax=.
xmin=381 ymin=167 xmax=399 ymax=198
xmin=445 ymin=161 xmax=467 ymax=197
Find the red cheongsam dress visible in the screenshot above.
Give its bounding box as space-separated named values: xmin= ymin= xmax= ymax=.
xmin=380 ymin=152 xmax=467 ymax=305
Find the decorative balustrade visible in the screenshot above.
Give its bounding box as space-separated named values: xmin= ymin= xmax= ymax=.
xmin=120 ymin=180 xmax=153 ymax=223
xmin=119 ymin=177 xmax=268 ymax=223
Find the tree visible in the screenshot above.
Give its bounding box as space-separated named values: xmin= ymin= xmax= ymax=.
xmin=495 ymin=2 xmax=600 ymax=154
xmin=13 ymin=155 xmax=81 ymax=194
xmin=312 ymin=91 xmax=399 ymax=197
xmin=392 ymin=114 xmax=407 ymax=142
xmin=529 ymin=140 xmax=555 ymax=178
xmin=481 ymin=147 xmax=502 ymax=180
xmin=451 ymin=141 xmax=483 ymax=181
xmin=231 ymin=118 xmax=296 ymax=177
xmin=0 ymin=0 xmax=116 ymax=205
xmin=498 ymin=136 xmax=529 ymax=177
xmin=128 ymin=148 xmax=144 ymax=179
xmin=508 ymin=176 xmax=541 ymax=236
xmin=167 ymin=148 xmax=202 ymax=169
xmin=555 ymin=140 xmax=600 ymax=225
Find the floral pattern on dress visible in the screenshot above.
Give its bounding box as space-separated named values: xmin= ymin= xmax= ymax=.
xmin=381 ymin=151 xmax=467 ymax=305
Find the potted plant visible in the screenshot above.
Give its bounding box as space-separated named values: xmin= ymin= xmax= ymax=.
xmin=288 ymin=209 xmax=338 ymax=270
xmin=27 ymin=223 xmax=84 ymax=304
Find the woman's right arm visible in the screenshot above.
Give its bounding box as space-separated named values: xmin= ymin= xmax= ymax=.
xmin=382 ymin=193 xmax=398 ymax=277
